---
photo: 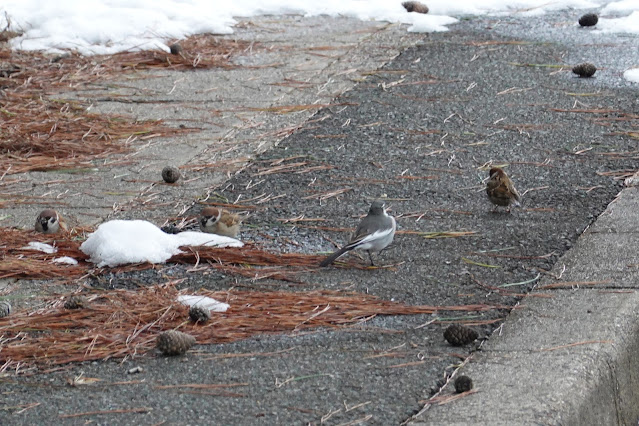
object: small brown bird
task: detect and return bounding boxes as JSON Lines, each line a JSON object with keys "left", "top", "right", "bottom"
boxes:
{"left": 402, "top": 1, "right": 429, "bottom": 14}
{"left": 486, "top": 167, "right": 521, "bottom": 212}
{"left": 34, "top": 209, "right": 66, "bottom": 234}
{"left": 199, "top": 207, "right": 243, "bottom": 238}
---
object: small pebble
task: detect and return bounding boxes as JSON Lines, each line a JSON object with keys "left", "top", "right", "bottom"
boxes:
{"left": 127, "top": 366, "right": 144, "bottom": 374}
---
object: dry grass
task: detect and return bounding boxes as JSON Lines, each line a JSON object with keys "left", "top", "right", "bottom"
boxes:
{"left": 0, "top": 228, "right": 363, "bottom": 281}
{"left": 0, "top": 283, "right": 504, "bottom": 369}
{"left": 0, "top": 228, "right": 89, "bottom": 279}
{"left": 0, "top": 36, "right": 252, "bottom": 174}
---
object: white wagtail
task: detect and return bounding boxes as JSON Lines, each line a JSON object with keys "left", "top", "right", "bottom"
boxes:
{"left": 320, "top": 200, "right": 396, "bottom": 267}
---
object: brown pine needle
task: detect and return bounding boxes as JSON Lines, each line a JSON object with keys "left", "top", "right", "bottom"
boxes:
{"left": 461, "top": 257, "right": 501, "bottom": 268}
{"left": 387, "top": 360, "right": 428, "bottom": 369}
{"left": 301, "top": 187, "right": 352, "bottom": 201}
{"left": 550, "top": 108, "right": 619, "bottom": 113}
{"left": 422, "top": 231, "right": 478, "bottom": 239}
{"left": 0, "top": 284, "right": 506, "bottom": 368}
{"left": 155, "top": 383, "right": 248, "bottom": 389}
{"left": 539, "top": 340, "right": 613, "bottom": 352}
{"left": 421, "top": 389, "right": 479, "bottom": 405}
{"left": 538, "top": 280, "right": 611, "bottom": 289}
{"left": 59, "top": 407, "right": 151, "bottom": 418}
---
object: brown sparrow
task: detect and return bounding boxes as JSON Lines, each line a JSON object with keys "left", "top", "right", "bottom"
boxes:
{"left": 199, "top": 207, "right": 243, "bottom": 238}
{"left": 35, "top": 209, "right": 66, "bottom": 234}
{"left": 486, "top": 167, "right": 521, "bottom": 212}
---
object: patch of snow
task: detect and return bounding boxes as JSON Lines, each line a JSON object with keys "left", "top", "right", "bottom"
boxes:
{"left": 80, "top": 220, "right": 242, "bottom": 267}
{"left": 52, "top": 256, "right": 79, "bottom": 265}
{"left": 623, "top": 68, "right": 639, "bottom": 83}
{"left": 1, "top": 1, "right": 633, "bottom": 55}
{"left": 22, "top": 242, "right": 57, "bottom": 254}
{"left": 177, "top": 295, "right": 230, "bottom": 312}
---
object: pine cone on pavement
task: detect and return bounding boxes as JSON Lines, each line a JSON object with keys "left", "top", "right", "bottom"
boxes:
{"left": 443, "top": 324, "right": 478, "bottom": 346}
{"left": 454, "top": 375, "right": 473, "bottom": 393}
{"left": 156, "top": 330, "right": 196, "bottom": 356}
{"left": 189, "top": 305, "right": 211, "bottom": 323}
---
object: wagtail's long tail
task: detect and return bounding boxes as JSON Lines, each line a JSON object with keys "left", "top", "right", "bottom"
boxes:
{"left": 319, "top": 245, "right": 354, "bottom": 267}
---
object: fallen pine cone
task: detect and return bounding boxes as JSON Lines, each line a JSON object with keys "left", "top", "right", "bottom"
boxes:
{"left": 572, "top": 63, "right": 597, "bottom": 78}
{"left": 169, "top": 43, "right": 183, "bottom": 55}
{"left": 162, "top": 166, "right": 181, "bottom": 184}
{"left": 64, "top": 295, "right": 86, "bottom": 310}
{"left": 578, "top": 13, "right": 598, "bottom": 27}
{"left": 161, "top": 224, "right": 182, "bottom": 234}
{"left": 443, "top": 324, "right": 478, "bottom": 346}
{"left": 0, "top": 300, "right": 11, "bottom": 318}
{"left": 156, "top": 330, "right": 196, "bottom": 356}
{"left": 189, "top": 305, "right": 211, "bottom": 323}
{"left": 454, "top": 375, "right": 473, "bottom": 393}
{"left": 402, "top": 1, "right": 429, "bottom": 14}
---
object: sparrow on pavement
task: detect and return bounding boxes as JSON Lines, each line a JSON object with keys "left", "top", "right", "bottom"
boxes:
{"left": 486, "top": 167, "right": 521, "bottom": 212}
{"left": 199, "top": 207, "right": 243, "bottom": 238}
{"left": 320, "top": 200, "right": 396, "bottom": 267}
{"left": 35, "top": 209, "right": 65, "bottom": 234}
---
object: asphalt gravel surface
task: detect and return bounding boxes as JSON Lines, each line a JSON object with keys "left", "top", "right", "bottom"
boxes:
{"left": 2, "top": 9, "right": 638, "bottom": 426}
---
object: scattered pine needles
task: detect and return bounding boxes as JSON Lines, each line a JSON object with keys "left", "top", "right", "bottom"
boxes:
{"left": 0, "top": 228, "right": 88, "bottom": 279}
{"left": 0, "top": 283, "right": 505, "bottom": 369}
{"left": 0, "top": 36, "right": 252, "bottom": 174}
{"left": 0, "top": 228, "right": 361, "bottom": 281}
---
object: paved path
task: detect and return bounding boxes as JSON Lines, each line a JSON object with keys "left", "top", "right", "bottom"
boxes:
{"left": 2, "top": 9, "right": 639, "bottom": 425}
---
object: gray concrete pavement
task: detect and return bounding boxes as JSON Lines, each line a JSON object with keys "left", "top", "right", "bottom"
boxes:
{"left": 2, "top": 9, "right": 639, "bottom": 426}
{"left": 1, "top": 15, "right": 421, "bottom": 229}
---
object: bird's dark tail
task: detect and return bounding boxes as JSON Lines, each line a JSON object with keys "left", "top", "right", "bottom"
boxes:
{"left": 319, "top": 246, "right": 353, "bottom": 267}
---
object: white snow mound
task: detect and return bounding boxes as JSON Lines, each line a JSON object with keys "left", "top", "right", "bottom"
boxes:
{"left": 80, "top": 220, "right": 243, "bottom": 267}
{"left": 52, "top": 256, "right": 79, "bottom": 265}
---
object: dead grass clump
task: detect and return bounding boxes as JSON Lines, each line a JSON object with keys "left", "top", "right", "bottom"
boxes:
{"left": 0, "top": 228, "right": 89, "bottom": 279}
{"left": 0, "top": 35, "right": 252, "bottom": 174}
{"left": 0, "top": 228, "right": 354, "bottom": 281}
{"left": 0, "top": 284, "right": 503, "bottom": 369}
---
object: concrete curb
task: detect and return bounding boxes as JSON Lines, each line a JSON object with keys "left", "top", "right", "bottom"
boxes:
{"left": 417, "top": 186, "right": 639, "bottom": 425}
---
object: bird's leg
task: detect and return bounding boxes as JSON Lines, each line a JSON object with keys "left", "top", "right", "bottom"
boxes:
{"left": 368, "top": 251, "right": 375, "bottom": 266}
